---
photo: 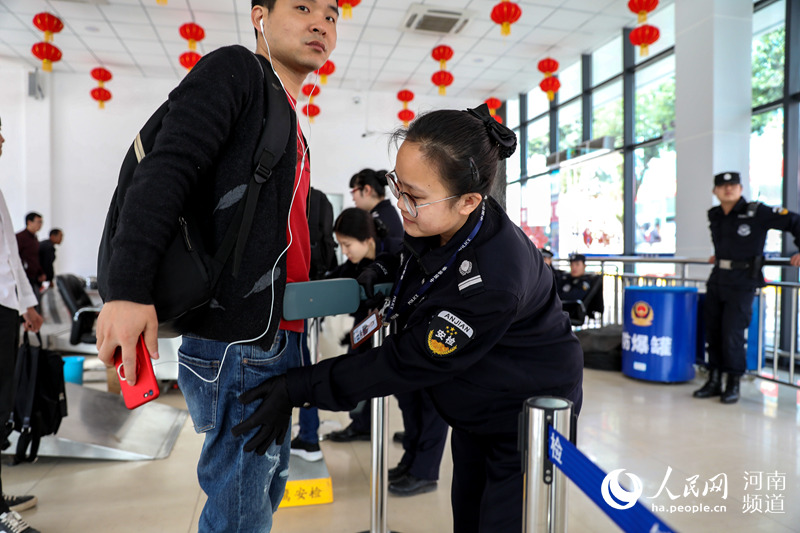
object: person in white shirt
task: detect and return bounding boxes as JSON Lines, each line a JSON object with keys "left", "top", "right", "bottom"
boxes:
{"left": 0, "top": 116, "right": 44, "bottom": 533}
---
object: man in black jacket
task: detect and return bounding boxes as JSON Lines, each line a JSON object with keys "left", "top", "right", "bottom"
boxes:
{"left": 38, "top": 228, "right": 62, "bottom": 286}
{"left": 694, "top": 171, "right": 800, "bottom": 404}
{"left": 95, "top": 1, "right": 338, "bottom": 531}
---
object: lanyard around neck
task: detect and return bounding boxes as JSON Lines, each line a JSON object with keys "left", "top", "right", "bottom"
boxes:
{"left": 385, "top": 202, "right": 485, "bottom": 322}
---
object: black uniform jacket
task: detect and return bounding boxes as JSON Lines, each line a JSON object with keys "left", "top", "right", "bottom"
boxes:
{"left": 558, "top": 274, "right": 594, "bottom": 301}
{"left": 708, "top": 198, "right": 800, "bottom": 288}
{"left": 371, "top": 199, "right": 404, "bottom": 241}
{"left": 287, "top": 197, "right": 584, "bottom": 434}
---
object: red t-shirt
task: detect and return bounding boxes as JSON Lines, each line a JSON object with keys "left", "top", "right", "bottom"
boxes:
{"left": 279, "top": 94, "right": 311, "bottom": 332}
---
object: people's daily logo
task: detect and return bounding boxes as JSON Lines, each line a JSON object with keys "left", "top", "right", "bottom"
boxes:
{"left": 601, "top": 469, "right": 644, "bottom": 510}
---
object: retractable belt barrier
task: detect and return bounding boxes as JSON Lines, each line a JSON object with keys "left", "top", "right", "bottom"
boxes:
{"left": 282, "top": 280, "right": 397, "bottom": 532}
{"left": 522, "top": 397, "right": 675, "bottom": 533}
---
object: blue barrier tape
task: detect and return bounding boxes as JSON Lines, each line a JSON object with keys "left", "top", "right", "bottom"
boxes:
{"left": 547, "top": 426, "right": 676, "bottom": 533}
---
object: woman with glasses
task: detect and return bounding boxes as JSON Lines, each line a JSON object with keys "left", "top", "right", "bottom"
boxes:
{"left": 349, "top": 168, "right": 404, "bottom": 240}
{"left": 233, "top": 104, "right": 584, "bottom": 532}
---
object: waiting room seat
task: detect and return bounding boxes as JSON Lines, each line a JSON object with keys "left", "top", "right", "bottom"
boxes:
{"left": 56, "top": 274, "right": 102, "bottom": 345}
{"left": 561, "top": 274, "right": 604, "bottom": 327}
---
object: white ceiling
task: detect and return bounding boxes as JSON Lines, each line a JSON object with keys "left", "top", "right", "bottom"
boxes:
{"left": 0, "top": 0, "right": 670, "bottom": 101}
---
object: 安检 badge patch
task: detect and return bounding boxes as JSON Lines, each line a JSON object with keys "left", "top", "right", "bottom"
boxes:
{"left": 738, "top": 224, "right": 751, "bottom": 237}
{"left": 426, "top": 310, "right": 474, "bottom": 357}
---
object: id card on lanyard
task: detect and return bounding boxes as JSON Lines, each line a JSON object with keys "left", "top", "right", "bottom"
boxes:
{"left": 384, "top": 202, "right": 485, "bottom": 322}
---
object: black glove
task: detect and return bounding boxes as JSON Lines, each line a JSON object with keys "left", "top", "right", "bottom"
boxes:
{"left": 231, "top": 375, "right": 292, "bottom": 455}
{"left": 357, "top": 262, "right": 391, "bottom": 310}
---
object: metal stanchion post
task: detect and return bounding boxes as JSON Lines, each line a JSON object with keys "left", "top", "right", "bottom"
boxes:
{"left": 522, "top": 397, "right": 573, "bottom": 533}
{"left": 369, "top": 326, "right": 389, "bottom": 533}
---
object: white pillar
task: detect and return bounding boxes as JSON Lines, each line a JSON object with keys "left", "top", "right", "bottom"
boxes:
{"left": 674, "top": 0, "right": 753, "bottom": 260}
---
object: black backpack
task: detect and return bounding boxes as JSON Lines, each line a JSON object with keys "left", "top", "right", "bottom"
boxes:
{"left": 308, "top": 187, "right": 338, "bottom": 280}
{"left": 11, "top": 333, "right": 68, "bottom": 464}
{"left": 97, "top": 53, "right": 291, "bottom": 336}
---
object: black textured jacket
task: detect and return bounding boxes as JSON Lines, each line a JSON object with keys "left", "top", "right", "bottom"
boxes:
{"left": 287, "top": 197, "right": 584, "bottom": 434}
{"left": 104, "top": 45, "right": 297, "bottom": 347}
{"left": 708, "top": 197, "right": 800, "bottom": 288}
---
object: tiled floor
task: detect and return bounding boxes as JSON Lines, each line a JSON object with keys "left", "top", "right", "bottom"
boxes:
{"left": 3, "top": 318, "right": 800, "bottom": 532}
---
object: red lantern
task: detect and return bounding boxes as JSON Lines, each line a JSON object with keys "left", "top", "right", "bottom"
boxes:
{"left": 398, "top": 109, "right": 415, "bottom": 128}
{"left": 180, "top": 23, "right": 205, "bottom": 51}
{"left": 315, "top": 60, "right": 335, "bottom": 84}
{"left": 91, "top": 67, "right": 112, "bottom": 87}
{"left": 490, "top": 1, "right": 522, "bottom": 37}
{"left": 91, "top": 87, "right": 112, "bottom": 109}
{"left": 31, "top": 42, "right": 61, "bottom": 72}
{"left": 338, "top": 0, "right": 361, "bottom": 19}
{"left": 431, "top": 71, "right": 454, "bottom": 96}
{"left": 302, "top": 103, "right": 320, "bottom": 123}
{"left": 629, "top": 24, "right": 660, "bottom": 57}
{"left": 431, "top": 45, "right": 454, "bottom": 70}
{"left": 33, "top": 13, "right": 63, "bottom": 42}
{"left": 180, "top": 51, "right": 202, "bottom": 70}
{"left": 539, "top": 76, "right": 561, "bottom": 101}
{"left": 397, "top": 89, "right": 414, "bottom": 110}
{"left": 485, "top": 97, "right": 502, "bottom": 116}
{"left": 493, "top": 115, "right": 503, "bottom": 124}
{"left": 628, "top": 0, "right": 659, "bottom": 24}
{"left": 302, "top": 83, "right": 320, "bottom": 103}
{"left": 537, "top": 58, "right": 559, "bottom": 76}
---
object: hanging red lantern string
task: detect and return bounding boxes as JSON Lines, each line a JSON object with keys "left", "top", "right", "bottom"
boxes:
{"left": 91, "top": 67, "right": 112, "bottom": 88}
{"left": 628, "top": 0, "right": 659, "bottom": 24}
{"left": 302, "top": 103, "right": 320, "bottom": 123}
{"left": 33, "top": 12, "right": 63, "bottom": 43}
{"left": 431, "top": 45, "right": 454, "bottom": 71}
{"left": 431, "top": 71, "right": 454, "bottom": 96}
{"left": 397, "top": 89, "right": 414, "bottom": 110}
{"left": 484, "top": 97, "right": 502, "bottom": 117}
{"left": 537, "top": 58, "right": 559, "bottom": 77}
{"left": 180, "top": 51, "right": 202, "bottom": 70}
{"left": 398, "top": 109, "right": 415, "bottom": 128}
{"left": 337, "top": 0, "right": 361, "bottom": 19}
{"left": 490, "top": 1, "right": 522, "bottom": 37}
{"left": 315, "top": 60, "right": 335, "bottom": 84}
{"left": 302, "top": 83, "right": 321, "bottom": 104}
{"left": 91, "top": 87, "right": 112, "bottom": 110}
{"left": 180, "top": 23, "right": 205, "bottom": 51}
{"left": 31, "top": 42, "right": 62, "bottom": 72}
{"left": 539, "top": 76, "right": 561, "bottom": 101}
{"left": 629, "top": 24, "right": 660, "bottom": 57}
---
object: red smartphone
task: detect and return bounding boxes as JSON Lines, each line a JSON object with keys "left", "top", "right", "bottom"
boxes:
{"left": 113, "top": 335, "right": 160, "bottom": 409}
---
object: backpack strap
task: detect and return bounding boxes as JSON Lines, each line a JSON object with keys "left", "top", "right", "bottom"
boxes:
{"left": 213, "top": 53, "right": 292, "bottom": 278}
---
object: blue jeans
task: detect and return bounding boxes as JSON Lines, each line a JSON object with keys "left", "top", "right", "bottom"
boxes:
{"left": 297, "top": 324, "right": 319, "bottom": 443}
{"left": 178, "top": 330, "right": 302, "bottom": 533}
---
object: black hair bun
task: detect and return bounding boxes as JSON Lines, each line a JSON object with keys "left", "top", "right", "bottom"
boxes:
{"left": 375, "top": 170, "right": 389, "bottom": 187}
{"left": 466, "top": 103, "right": 517, "bottom": 160}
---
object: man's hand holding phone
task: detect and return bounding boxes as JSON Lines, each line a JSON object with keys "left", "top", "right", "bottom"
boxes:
{"left": 96, "top": 300, "right": 159, "bottom": 386}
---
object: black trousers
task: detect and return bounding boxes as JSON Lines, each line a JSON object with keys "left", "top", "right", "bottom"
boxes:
{"left": 0, "top": 305, "right": 21, "bottom": 513}
{"left": 451, "top": 429, "right": 521, "bottom": 533}
{"left": 705, "top": 284, "right": 755, "bottom": 376}
{"left": 395, "top": 389, "right": 449, "bottom": 480}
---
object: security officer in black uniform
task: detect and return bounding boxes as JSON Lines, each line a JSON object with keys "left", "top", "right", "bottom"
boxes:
{"left": 232, "top": 104, "right": 584, "bottom": 532}
{"left": 694, "top": 171, "right": 800, "bottom": 404}
{"left": 557, "top": 253, "right": 593, "bottom": 302}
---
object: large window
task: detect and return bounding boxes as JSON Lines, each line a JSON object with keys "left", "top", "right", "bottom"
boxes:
{"left": 634, "top": 142, "right": 676, "bottom": 254}
{"left": 526, "top": 85, "right": 549, "bottom": 120}
{"left": 505, "top": 98, "right": 520, "bottom": 130}
{"left": 526, "top": 117, "right": 549, "bottom": 177}
{"left": 752, "top": 0, "right": 785, "bottom": 108}
{"left": 635, "top": 3, "right": 675, "bottom": 64}
{"left": 553, "top": 152, "right": 624, "bottom": 256}
{"left": 592, "top": 80, "right": 623, "bottom": 148}
{"left": 558, "top": 100, "right": 582, "bottom": 151}
{"left": 558, "top": 61, "right": 582, "bottom": 102}
{"left": 635, "top": 56, "right": 675, "bottom": 143}
{"left": 750, "top": 108, "right": 784, "bottom": 253}
{"left": 592, "top": 36, "right": 622, "bottom": 86}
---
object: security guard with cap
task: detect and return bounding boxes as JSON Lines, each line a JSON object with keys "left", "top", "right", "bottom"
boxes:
{"left": 557, "top": 253, "right": 594, "bottom": 302}
{"left": 695, "top": 171, "right": 800, "bottom": 404}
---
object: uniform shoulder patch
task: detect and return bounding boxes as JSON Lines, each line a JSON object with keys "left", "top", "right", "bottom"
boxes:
{"left": 773, "top": 206, "right": 789, "bottom": 215}
{"left": 426, "top": 310, "right": 474, "bottom": 357}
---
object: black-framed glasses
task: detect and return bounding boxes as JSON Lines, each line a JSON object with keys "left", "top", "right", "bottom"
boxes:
{"left": 385, "top": 170, "right": 459, "bottom": 218}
